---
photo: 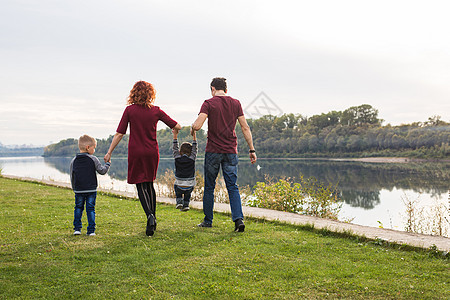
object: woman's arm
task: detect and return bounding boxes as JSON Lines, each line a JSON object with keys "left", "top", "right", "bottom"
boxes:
{"left": 104, "top": 132, "right": 124, "bottom": 162}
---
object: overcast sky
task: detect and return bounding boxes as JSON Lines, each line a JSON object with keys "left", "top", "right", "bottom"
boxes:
{"left": 1, "top": 0, "right": 449, "bottom": 146}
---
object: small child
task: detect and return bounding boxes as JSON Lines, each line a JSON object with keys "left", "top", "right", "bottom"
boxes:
{"left": 70, "top": 134, "right": 111, "bottom": 236}
{"left": 172, "top": 130, "right": 197, "bottom": 211}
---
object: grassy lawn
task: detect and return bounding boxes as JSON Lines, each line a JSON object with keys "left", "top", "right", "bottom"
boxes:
{"left": 0, "top": 176, "right": 448, "bottom": 299}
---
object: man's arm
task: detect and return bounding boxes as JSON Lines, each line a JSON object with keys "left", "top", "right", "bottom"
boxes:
{"left": 191, "top": 113, "right": 207, "bottom": 135}
{"left": 238, "top": 115, "right": 257, "bottom": 164}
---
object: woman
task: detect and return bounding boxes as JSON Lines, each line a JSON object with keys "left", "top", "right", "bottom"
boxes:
{"left": 104, "top": 81, "right": 181, "bottom": 236}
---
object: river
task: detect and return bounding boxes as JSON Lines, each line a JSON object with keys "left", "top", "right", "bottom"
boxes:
{"left": 1, "top": 156, "right": 448, "bottom": 234}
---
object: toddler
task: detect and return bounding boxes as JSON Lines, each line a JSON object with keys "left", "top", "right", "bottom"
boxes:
{"left": 172, "top": 130, "right": 197, "bottom": 211}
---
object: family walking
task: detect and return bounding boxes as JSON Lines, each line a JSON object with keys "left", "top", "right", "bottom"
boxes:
{"left": 71, "top": 78, "right": 257, "bottom": 237}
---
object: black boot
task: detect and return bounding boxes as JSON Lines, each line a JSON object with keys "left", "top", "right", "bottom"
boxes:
{"left": 146, "top": 214, "right": 156, "bottom": 236}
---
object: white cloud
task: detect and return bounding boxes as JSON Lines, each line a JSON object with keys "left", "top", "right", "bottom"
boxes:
{"left": 1, "top": 0, "right": 449, "bottom": 145}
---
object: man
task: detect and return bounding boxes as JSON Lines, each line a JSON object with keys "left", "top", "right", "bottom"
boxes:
{"left": 191, "top": 77, "right": 257, "bottom": 232}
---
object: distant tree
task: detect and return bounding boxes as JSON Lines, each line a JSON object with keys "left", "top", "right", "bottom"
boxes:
{"left": 341, "top": 104, "right": 382, "bottom": 126}
{"left": 308, "top": 111, "right": 341, "bottom": 130}
{"left": 285, "top": 113, "right": 303, "bottom": 128}
{"left": 425, "top": 115, "right": 447, "bottom": 126}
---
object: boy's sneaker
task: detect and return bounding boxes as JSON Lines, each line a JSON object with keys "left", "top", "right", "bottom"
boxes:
{"left": 176, "top": 203, "right": 183, "bottom": 209}
{"left": 234, "top": 219, "right": 245, "bottom": 232}
{"left": 73, "top": 230, "right": 81, "bottom": 235}
{"left": 146, "top": 214, "right": 156, "bottom": 236}
{"left": 86, "top": 232, "right": 96, "bottom": 236}
{"left": 181, "top": 206, "right": 190, "bottom": 211}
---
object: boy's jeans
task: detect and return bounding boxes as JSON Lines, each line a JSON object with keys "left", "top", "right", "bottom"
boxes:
{"left": 174, "top": 185, "right": 194, "bottom": 207}
{"left": 202, "top": 152, "right": 243, "bottom": 224}
{"left": 73, "top": 192, "right": 97, "bottom": 233}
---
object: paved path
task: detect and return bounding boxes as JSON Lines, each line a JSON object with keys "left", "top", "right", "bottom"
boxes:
{"left": 4, "top": 175, "right": 449, "bottom": 252}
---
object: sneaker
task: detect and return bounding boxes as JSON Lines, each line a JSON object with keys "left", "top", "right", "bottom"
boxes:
{"left": 73, "top": 230, "right": 81, "bottom": 235}
{"left": 176, "top": 203, "right": 183, "bottom": 209}
{"left": 146, "top": 214, "right": 156, "bottom": 236}
{"left": 181, "top": 206, "right": 190, "bottom": 211}
{"left": 234, "top": 219, "right": 245, "bottom": 232}
{"left": 86, "top": 232, "right": 96, "bottom": 236}
{"left": 197, "top": 221, "right": 212, "bottom": 228}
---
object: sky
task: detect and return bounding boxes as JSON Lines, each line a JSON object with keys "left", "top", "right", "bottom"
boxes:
{"left": 1, "top": 0, "right": 450, "bottom": 146}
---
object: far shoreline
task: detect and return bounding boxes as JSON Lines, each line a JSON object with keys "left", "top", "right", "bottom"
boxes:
{"left": 239, "top": 157, "right": 450, "bottom": 164}
{"left": 2, "top": 155, "right": 449, "bottom": 164}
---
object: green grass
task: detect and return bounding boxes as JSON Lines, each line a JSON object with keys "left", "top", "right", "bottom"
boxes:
{"left": 0, "top": 177, "right": 449, "bottom": 299}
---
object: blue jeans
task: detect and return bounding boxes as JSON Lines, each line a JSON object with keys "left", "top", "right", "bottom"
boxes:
{"left": 203, "top": 152, "right": 243, "bottom": 224}
{"left": 174, "top": 185, "right": 194, "bottom": 207}
{"left": 73, "top": 192, "right": 97, "bottom": 233}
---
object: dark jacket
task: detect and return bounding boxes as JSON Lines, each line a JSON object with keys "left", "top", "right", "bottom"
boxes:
{"left": 70, "top": 153, "right": 110, "bottom": 193}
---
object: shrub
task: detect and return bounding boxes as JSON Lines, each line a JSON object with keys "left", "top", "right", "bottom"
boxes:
{"left": 402, "top": 192, "right": 449, "bottom": 237}
{"left": 249, "top": 176, "right": 342, "bottom": 220}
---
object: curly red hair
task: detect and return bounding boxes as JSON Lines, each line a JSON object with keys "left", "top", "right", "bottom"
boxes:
{"left": 127, "top": 81, "right": 156, "bottom": 108}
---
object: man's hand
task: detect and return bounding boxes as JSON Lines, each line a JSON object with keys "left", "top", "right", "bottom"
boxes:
{"left": 249, "top": 152, "right": 257, "bottom": 164}
{"left": 104, "top": 153, "right": 111, "bottom": 163}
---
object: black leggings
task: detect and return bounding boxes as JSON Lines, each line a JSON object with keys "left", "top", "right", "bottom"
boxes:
{"left": 136, "top": 182, "right": 156, "bottom": 218}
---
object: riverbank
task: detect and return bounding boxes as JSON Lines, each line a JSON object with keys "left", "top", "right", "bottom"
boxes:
{"left": 1, "top": 176, "right": 448, "bottom": 299}
{"left": 40, "top": 154, "right": 450, "bottom": 164}
{"left": 3, "top": 174, "right": 449, "bottom": 252}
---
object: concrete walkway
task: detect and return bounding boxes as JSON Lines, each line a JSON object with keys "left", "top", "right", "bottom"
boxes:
{"left": 4, "top": 175, "right": 449, "bottom": 252}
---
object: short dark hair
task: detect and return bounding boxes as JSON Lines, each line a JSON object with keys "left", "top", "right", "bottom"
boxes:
{"left": 210, "top": 77, "right": 227, "bottom": 92}
{"left": 180, "top": 142, "right": 192, "bottom": 156}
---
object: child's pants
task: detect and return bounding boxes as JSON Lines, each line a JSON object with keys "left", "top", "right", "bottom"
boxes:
{"left": 73, "top": 192, "right": 97, "bottom": 234}
{"left": 174, "top": 184, "right": 194, "bottom": 207}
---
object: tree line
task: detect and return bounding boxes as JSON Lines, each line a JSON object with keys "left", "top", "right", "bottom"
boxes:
{"left": 43, "top": 104, "right": 450, "bottom": 159}
{"left": 0, "top": 143, "right": 44, "bottom": 157}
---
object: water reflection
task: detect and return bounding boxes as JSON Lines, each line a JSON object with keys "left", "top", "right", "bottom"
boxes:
{"left": 42, "top": 157, "right": 450, "bottom": 210}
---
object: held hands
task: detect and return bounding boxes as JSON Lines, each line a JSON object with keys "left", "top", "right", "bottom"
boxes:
{"left": 172, "top": 128, "right": 179, "bottom": 139}
{"left": 104, "top": 153, "right": 111, "bottom": 163}
{"left": 192, "top": 130, "right": 196, "bottom": 140}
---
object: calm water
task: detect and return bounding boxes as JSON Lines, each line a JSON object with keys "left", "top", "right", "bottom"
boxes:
{"left": 1, "top": 156, "right": 448, "bottom": 232}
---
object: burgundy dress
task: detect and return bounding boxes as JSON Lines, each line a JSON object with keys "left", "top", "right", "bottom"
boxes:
{"left": 116, "top": 104, "right": 178, "bottom": 184}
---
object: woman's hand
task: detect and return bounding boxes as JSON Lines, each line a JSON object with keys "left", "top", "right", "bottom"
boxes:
{"left": 104, "top": 132, "right": 124, "bottom": 163}
{"left": 172, "top": 128, "right": 178, "bottom": 139}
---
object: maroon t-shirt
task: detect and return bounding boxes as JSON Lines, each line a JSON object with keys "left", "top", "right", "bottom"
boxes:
{"left": 117, "top": 104, "right": 177, "bottom": 184}
{"left": 200, "top": 96, "right": 244, "bottom": 154}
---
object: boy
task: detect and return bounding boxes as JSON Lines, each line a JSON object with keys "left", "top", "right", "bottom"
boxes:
{"left": 70, "top": 134, "right": 111, "bottom": 236}
{"left": 172, "top": 130, "right": 197, "bottom": 211}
